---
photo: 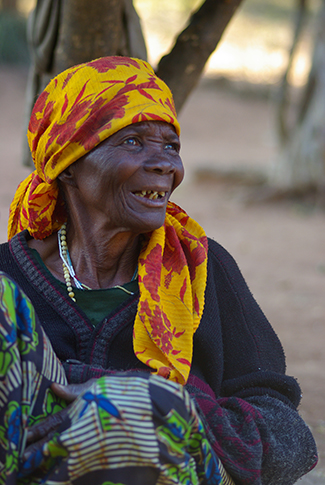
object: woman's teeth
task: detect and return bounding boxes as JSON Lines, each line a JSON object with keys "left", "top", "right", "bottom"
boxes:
{"left": 135, "top": 190, "right": 166, "bottom": 200}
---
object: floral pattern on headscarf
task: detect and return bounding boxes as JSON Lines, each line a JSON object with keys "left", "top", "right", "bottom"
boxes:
{"left": 135, "top": 202, "right": 208, "bottom": 383}
{"left": 8, "top": 56, "right": 180, "bottom": 240}
{"left": 7, "top": 56, "right": 207, "bottom": 384}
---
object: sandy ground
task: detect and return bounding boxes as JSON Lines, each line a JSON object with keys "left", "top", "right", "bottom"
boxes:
{"left": 0, "top": 66, "right": 324, "bottom": 483}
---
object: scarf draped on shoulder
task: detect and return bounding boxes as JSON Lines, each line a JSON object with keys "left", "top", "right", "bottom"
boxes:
{"left": 8, "top": 56, "right": 208, "bottom": 384}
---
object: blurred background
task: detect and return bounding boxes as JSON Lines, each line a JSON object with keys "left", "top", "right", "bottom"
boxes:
{"left": 0, "top": 1, "right": 324, "bottom": 482}
{"left": 0, "top": 0, "right": 317, "bottom": 82}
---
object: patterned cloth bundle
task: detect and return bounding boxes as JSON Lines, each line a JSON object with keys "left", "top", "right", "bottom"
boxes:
{"left": 0, "top": 271, "right": 235, "bottom": 484}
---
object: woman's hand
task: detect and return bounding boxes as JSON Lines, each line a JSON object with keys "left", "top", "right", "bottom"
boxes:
{"left": 23, "top": 379, "right": 96, "bottom": 461}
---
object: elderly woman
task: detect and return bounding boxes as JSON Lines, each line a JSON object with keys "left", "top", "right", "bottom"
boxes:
{"left": 0, "top": 57, "right": 317, "bottom": 484}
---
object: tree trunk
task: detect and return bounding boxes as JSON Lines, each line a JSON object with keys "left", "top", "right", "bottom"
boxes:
{"left": 156, "top": 0, "right": 243, "bottom": 112}
{"left": 271, "top": 0, "right": 325, "bottom": 196}
{"left": 53, "top": 0, "right": 125, "bottom": 73}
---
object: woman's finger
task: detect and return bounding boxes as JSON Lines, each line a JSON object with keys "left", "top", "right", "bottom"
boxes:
{"left": 26, "top": 379, "right": 97, "bottom": 445}
{"left": 51, "top": 379, "right": 97, "bottom": 402}
{"left": 26, "top": 406, "right": 69, "bottom": 444}
{"left": 23, "top": 428, "right": 58, "bottom": 462}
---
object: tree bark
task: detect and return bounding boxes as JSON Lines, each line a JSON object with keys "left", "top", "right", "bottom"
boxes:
{"left": 156, "top": 0, "right": 243, "bottom": 112}
{"left": 53, "top": 0, "right": 125, "bottom": 73}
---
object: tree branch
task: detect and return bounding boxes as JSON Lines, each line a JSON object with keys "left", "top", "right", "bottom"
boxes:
{"left": 156, "top": 0, "right": 243, "bottom": 112}
{"left": 276, "top": 0, "right": 307, "bottom": 144}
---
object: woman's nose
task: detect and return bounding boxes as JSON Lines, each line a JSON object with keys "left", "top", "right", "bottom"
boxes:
{"left": 143, "top": 149, "right": 178, "bottom": 175}
{"left": 144, "top": 151, "right": 184, "bottom": 190}
{"left": 145, "top": 160, "right": 176, "bottom": 174}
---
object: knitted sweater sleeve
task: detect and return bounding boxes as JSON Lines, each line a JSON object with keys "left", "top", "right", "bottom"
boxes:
{"left": 186, "top": 239, "right": 318, "bottom": 484}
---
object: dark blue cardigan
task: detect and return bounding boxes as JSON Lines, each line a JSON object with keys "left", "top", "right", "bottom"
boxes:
{"left": 0, "top": 231, "right": 317, "bottom": 484}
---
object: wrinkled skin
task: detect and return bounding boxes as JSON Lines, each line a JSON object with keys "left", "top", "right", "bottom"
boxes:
{"left": 62, "top": 120, "right": 184, "bottom": 235}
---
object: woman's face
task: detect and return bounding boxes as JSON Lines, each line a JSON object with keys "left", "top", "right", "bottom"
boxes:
{"left": 63, "top": 121, "right": 184, "bottom": 234}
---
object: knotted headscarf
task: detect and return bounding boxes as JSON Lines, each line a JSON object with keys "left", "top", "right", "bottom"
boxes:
{"left": 8, "top": 56, "right": 208, "bottom": 384}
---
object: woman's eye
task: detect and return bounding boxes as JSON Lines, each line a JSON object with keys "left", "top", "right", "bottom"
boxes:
{"left": 164, "top": 142, "right": 180, "bottom": 152}
{"left": 123, "top": 137, "right": 139, "bottom": 146}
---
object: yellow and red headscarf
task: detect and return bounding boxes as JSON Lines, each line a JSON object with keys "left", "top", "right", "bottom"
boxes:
{"left": 8, "top": 56, "right": 208, "bottom": 384}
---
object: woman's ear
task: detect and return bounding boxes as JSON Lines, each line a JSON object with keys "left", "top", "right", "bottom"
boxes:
{"left": 57, "top": 165, "right": 77, "bottom": 187}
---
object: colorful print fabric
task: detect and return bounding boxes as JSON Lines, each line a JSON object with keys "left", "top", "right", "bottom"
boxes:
{"left": 135, "top": 202, "right": 207, "bottom": 384}
{"left": 7, "top": 56, "right": 208, "bottom": 384}
{"left": 0, "top": 272, "right": 235, "bottom": 485}
{"left": 0, "top": 272, "right": 68, "bottom": 484}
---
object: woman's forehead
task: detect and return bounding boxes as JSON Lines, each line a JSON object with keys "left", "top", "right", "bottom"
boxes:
{"left": 115, "top": 120, "right": 179, "bottom": 137}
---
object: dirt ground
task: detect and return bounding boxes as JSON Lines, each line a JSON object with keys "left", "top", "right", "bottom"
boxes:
{"left": 1, "top": 67, "right": 324, "bottom": 483}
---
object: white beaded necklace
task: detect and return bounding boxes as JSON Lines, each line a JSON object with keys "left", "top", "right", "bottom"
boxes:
{"left": 58, "top": 223, "right": 137, "bottom": 302}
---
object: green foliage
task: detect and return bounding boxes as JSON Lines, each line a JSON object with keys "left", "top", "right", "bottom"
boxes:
{"left": 0, "top": 10, "right": 30, "bottom": 64}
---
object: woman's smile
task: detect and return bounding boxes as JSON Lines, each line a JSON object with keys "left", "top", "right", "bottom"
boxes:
{"left": 132, "top": 189, "right": 167, "bottom": 200}
{"left": 131, "top": 185, "right": 170, "bottom": 209}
